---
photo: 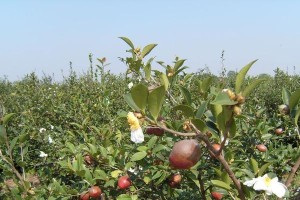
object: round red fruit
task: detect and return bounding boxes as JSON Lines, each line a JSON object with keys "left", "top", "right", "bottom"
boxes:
{"left": 211, "top": 191, "right": 223, "bottom": 200}
{"left": 275, "top": 128, "right": 284, "bottom": 135}
{"left": 89, "top": 186, "right": 102, "bottom": 198}
{"left": 118, "top": 175, "right": 131, "bottom": 190}
{"left": 80, "top": 191, "right": 90, "bottom": 200}
{"left": 209, "top": 143, "right": 221, "bottom": 158}
{"left": 256, "top": 144, "right": 267, "bottom": 152}
{"left": 170, "top": 174, "right": 182, "bottom": 184}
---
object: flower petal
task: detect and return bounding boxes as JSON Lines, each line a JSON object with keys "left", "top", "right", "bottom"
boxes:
{"left": 253, "top": 178, "right": 268, "bottom": 191}
{"left": 244, "top": 178, "right": 258, "bottom": 187}
{"left": 271, "top": 182, "right": 287, "bottom": 198}
{"left": 131, "top": 128, "right": 144, "bottom": 143}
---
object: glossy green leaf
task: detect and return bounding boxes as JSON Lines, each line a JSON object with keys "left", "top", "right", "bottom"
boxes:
{"left": 242, "top": 79, "right": 265, "bottom": 97}
{"left": 141, "top": 44, "right": 157, "bottom": 58}
{"left": 2, "top": 113, "right": 16, "bottom": 125}
{"left": 289, "top": 88, "right": 300, "bottom": 111}
{"left": 211, "top": 92, "right": 237, "bottom": 105}
{"left": 131, "top": 84, "right": 148, "bottom": 112}
{"left": 144, "top": 61, "right": 152, "bottom": 81}
{"left": 147, "top": 136, "right": 158, "bottom": 149}
{"left": 179, "top": 85, "right": 192, "bottom": 105}
{"left": 131, "top": 151, "right": 147, "bottom": 161}
{"left": 235, "top": 59, "right": 258, "bottom": 93}
{"left": 124, "top": 93, "right": 140, "bottom": 112}
{"left": 282, "top": 88, "right": 291, "bottom": 105}
{"left": 250, "top": 158, "right": 259, "bottom": 175}
{"left": 211, "top": 180, "right": 231, "bottom": 190}
{"left": 148, "top": 86, "right": 165, "bottom": 120}
{"left": 116, "top": 194, "right": 132, "bottom": 200}
{"left": 199, "top": 77, "right": 212, "bottom": 93}
{"left": 173, "top": 105, "right": 194, "bottom": 118}
{"left": 119, "top": 37, "right": 134, "bottom": 49}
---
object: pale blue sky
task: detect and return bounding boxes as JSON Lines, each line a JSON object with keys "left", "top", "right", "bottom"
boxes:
{"left": 1, "top": 1, "right": 300, "bottom": 81}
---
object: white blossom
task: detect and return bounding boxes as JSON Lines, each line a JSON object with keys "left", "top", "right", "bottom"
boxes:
{"left": 128, "top": 82, "right": 133, "bottom": 89}
{"left": 130, "top": 128, "right": 144, "bottom": 143}
{"left": 244, "top": 174, "right": 287, "bottom": 198}
{"left": 48, "top": 135, "right": 53, "bottom": 144}
{"left": 50, "top": 125, "right": 54, "bottom": 130}
{"left": 39, "top": 128, "right": 46, "bottom": 133}
{"left": 39, "top": 151, "right": 48, "bottom": 158}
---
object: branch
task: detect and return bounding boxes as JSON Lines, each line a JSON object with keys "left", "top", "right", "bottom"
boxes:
{"left": 285, "top": 154, "right": 300, "bottom": 188}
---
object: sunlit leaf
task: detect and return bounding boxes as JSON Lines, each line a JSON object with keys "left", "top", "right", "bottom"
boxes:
{"left": 250, "top": 158, "right": 259, "bottom": 175}
{"left": 179, "top": 85, "right": 192, "bottom": 105}
{"left": 289, "top": 88, "right": 300, "bottom": 111}
{"left": 141, "top": 44, "right": 157, "bottom": 58}
{"left": 211, "top": 92, "right": 237, "bottom": 105}
{"left": 211, "top": 180, "right": 231, "bottom": 190}
{"left": 235, "top": 59, "right": 258, "bottom": 93}
{"left": 124, "top": 93, "right": 140, "bottom": 112}
{"left": 131, "top": 84, "right": 148, "bottom": 112}
{"left": 242, "top": 79, "right": 265, "bottom": 97}
{"left": 148, "top": 86, "right": 165, "bottom": 120}
{"left": 119, "top": 37, "right": 134, "bottom": 49}
{"left": 131, "top": 151, "right": 147, "bottom": 161}
{"left": 282, "top": 88, "right": 291, "bottom": 105}
{"left": 2, "top": 113, "right": 16, "bottom": 125}
{"left": 173, "top": 105, "right": 194, "bottom": 118}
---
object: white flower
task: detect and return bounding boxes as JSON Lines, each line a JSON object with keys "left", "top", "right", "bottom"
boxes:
{"left": 244, "top": 174, "right": 287, "bottom": 198}
{"left": 39, "top": 128, "right": 46, "bottom": 133}
{"left": 130, "top": 128, "right": 144, "bottom": 143}
{"left": 127, "top": 112, "right": 144, "bottom": 143}
{"left": 128, "top": 167, "right": 138, "bottom": 175}
{"left": 50, "top": 125, "right": 54, "bottom": 130}
{"left": 48, "top": 135, "right": 53, "bottom": 144}
{"left": 39, "top": 151, "right": 48, "bottom": 158}
{"left": 128, "top": 82, "right": 133, "bottom": 89}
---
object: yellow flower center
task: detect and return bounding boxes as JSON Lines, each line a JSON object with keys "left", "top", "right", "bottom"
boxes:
{"left": 263, "top": 176, "right": 271, "bottom": 186}
{"left": 127, "top": 112, "right": 140, "bottom": 130}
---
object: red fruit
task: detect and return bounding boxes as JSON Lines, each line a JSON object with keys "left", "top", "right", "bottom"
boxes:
{"left": 168, "top": 180, "right": 178, "bottom": 188}
{"left": 256, "top": 144, "right": 267, "bottom": 152}
{"left": 146, "top": 126, "right": 164, "bottom": 136}
{"left": 84, "top": 155, "right": 94, "bottom": 165}
{"left": 80, "top": 191, "right": 90, "bottom": 200}
{"left": 210, "top": 144, "right": 221, "bottom": 158}
{"left": 275, "top": 128, "right": 284, "bottom": 135}
{"left": 211, "top": 191, "right": 223, "bottom": 200}
{"left": 170, "top": 174, "right": 182, "bottom": 184}
{"left": 169, "top": 139, "right": 201, "bottom": 169}
{"left": 118, "top": 175, "right": 131, "bottom": 190}
{"left": 89, "top": 186, "right": 102, "bottom": 198}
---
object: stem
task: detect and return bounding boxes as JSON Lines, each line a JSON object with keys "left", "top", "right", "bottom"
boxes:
{"left": 285, "top": 154, "right": 300, "bottom": 188}
{"left": 20, "top": 145, "right": 26, "bottom": 180}
{"left": 198, "top": 169, "right": 207, "bottom": 200}
{"left": 0, "top": 150, "right": 24, "bottom": 184}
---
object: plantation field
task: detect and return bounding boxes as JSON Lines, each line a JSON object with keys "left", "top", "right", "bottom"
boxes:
{"left": 0, "top": 38, "right": 300, "bottom": 199}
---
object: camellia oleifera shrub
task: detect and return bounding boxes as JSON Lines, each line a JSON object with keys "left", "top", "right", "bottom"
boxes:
{"left": 0, "top": 37, "right": 299, "bottom": 200}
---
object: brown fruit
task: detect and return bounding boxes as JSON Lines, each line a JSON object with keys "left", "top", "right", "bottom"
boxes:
{"left": 146, "top": 126, "right": 164, "bottom": 136}
{"left": 170, "top": 174, "right": 182, "bottom": 184}
{"left": 279, "top": 104, "right": 290, "bottom": 115}
{"left": 169, "top": 139, "right": 201, "bottom": 169}
{"left": 210, "top": 144, "right": 221, "bottom": 158}
{"left": 168, "top": 180, "right": 178, "bottom": 188}
{"left": 275, "top": 128, "right": 284, "bottom": 135}
{"left": 84, "top": 155, "right": 94, "bottom": 165}
{"left": 236, "top": 94, "right": 245, "bottom": 104}
{"left": 256, "top": 144, "right": 267, "bottom": 152}
{"left": 118, "top": 175, "right": 131, "bottom": 190}
{"left": 89, "top": 186, "right": 102, "bottom": 198}
{"left": 211, "top": 191, "right": 223, "bottom": 200}
{"left": 80, "top": 191, "right": 90, "bottom": 200}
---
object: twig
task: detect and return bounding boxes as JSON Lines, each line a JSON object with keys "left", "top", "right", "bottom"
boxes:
{"left": 285, "top": 154, "right": 300, "bottom": 188}
{"left": 198, "top": 169, "right": 207, "bottom": 200}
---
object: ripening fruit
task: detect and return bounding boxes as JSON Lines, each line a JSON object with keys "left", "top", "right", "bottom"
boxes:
{"left": 236, "top": 94, "right": 245, "bottom": 104}
{"left": 211, "top": 191, "right": 223, "bottom": 200}
{"left": 256, "top": 144, "right": 267, "bottom": 152}
{"left": 84, "top": 154, "right": 94, "bottom": 166}
{"left": 275, "top": 128, "right": 284, "bottom": 135}
{"left": 279, "top": 104, "right": 290, "bottom": 115}
{"left": 146, "top": 126, "right": 164, "bottom": 136}
{"left": 118, "top": 175, "right": 131, "bottom": 190}
{"left": 233, "top": 105, "right": 242, "bottom": 115}
{"left": 169, "top": 139, "right": 201, "bottom": 169}
{"left": 89, "top": 186, "right": 102, "bottom": 198}
{"left": 210, "top": 144, "right": 221, "bottom": 158}
{"left": 168, "top": 180, "right": 179, "bottom": 188}
{"left": 80, "top": 191, "right": 90, "bottom": 200}
{"left": 170, "top": 174, "right": 182, "bottom": 184}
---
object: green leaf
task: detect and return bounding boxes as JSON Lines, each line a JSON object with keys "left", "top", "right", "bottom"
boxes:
{"left": 152, "top": 144, "right": 166, "bottom": 154}
{"left": 117, "top": 194, "right": 132, "bottom": 200}
{"left": 258, "top": 162, "right": 273, "bottom": 177}
{"left": 211, "top": 92, "right": 237, "bottom": 105}
{"left": 289, "top": 88, "right": 300, "bottom": 111}
{"left": 131, "top": 84, "right": 149, "bottom": 112}
{"left": 211, "top": 180, "right": 231, "bottom": 190}
{"left": 174, "top": 59, "right": 186, "bottom": 71}
{"left": 196, "top": 101, "right": 208, "bottom": 118}
{"left": 282, "top": 88, "right": 291, "bottom": 105}
{"left": 94, "top": 169, "right": 108, "bottom": 180}
{"left": 179, "top": 85, "right": 192, "bottom": 105}
{"left": 144, "top": 61, "right": 152, "bottom": 81}
{"left": 9, "top": 136, "right": 19, "bottom": 153}
{"left": 131, "top": 151, "right": 147, "bottom": 161}
{"left": 235, "top": 59, "right": 258, "bottom": 93}
{"left": 124, "top": 93, "right": 140, "bottom": 112}
{"left": 191, "top": 118, "right": 207, "bottom": 132}
{"left": 2, "top": 113, "right": 16, "bottom": 125}
{"left": 159, "top": 73, "right": 169, "bottom": 90}
{"left": 147, "top": 136, "right": 158, "bottom": 149}
{"left": 242, "top": 79, "right": 265, "bottom": 97}
{"left": 200, "top": 77, "right": 212, "bottom": 93}
{"left": 141, "top": 44, "right": 157, "bottom": 58}
{"left": 0, "top": 125, "right": 7, "bottom": 144}
{"left": 173, "top": 105, "right": 194, "bottom": 118}
{"left": 119, "top": 37, "right": 134, "bottom": 49}
{"left": 295, "top": 108, "right": 300, "bottom": 127}
{"left": 111, "top": 170, "right": 123, "bottom": 178}
{"left": 250, "top": 158, "right": 259, "bottom": 175}
{"left": 148, "top": 86, "right": 166, "bottom": 120}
